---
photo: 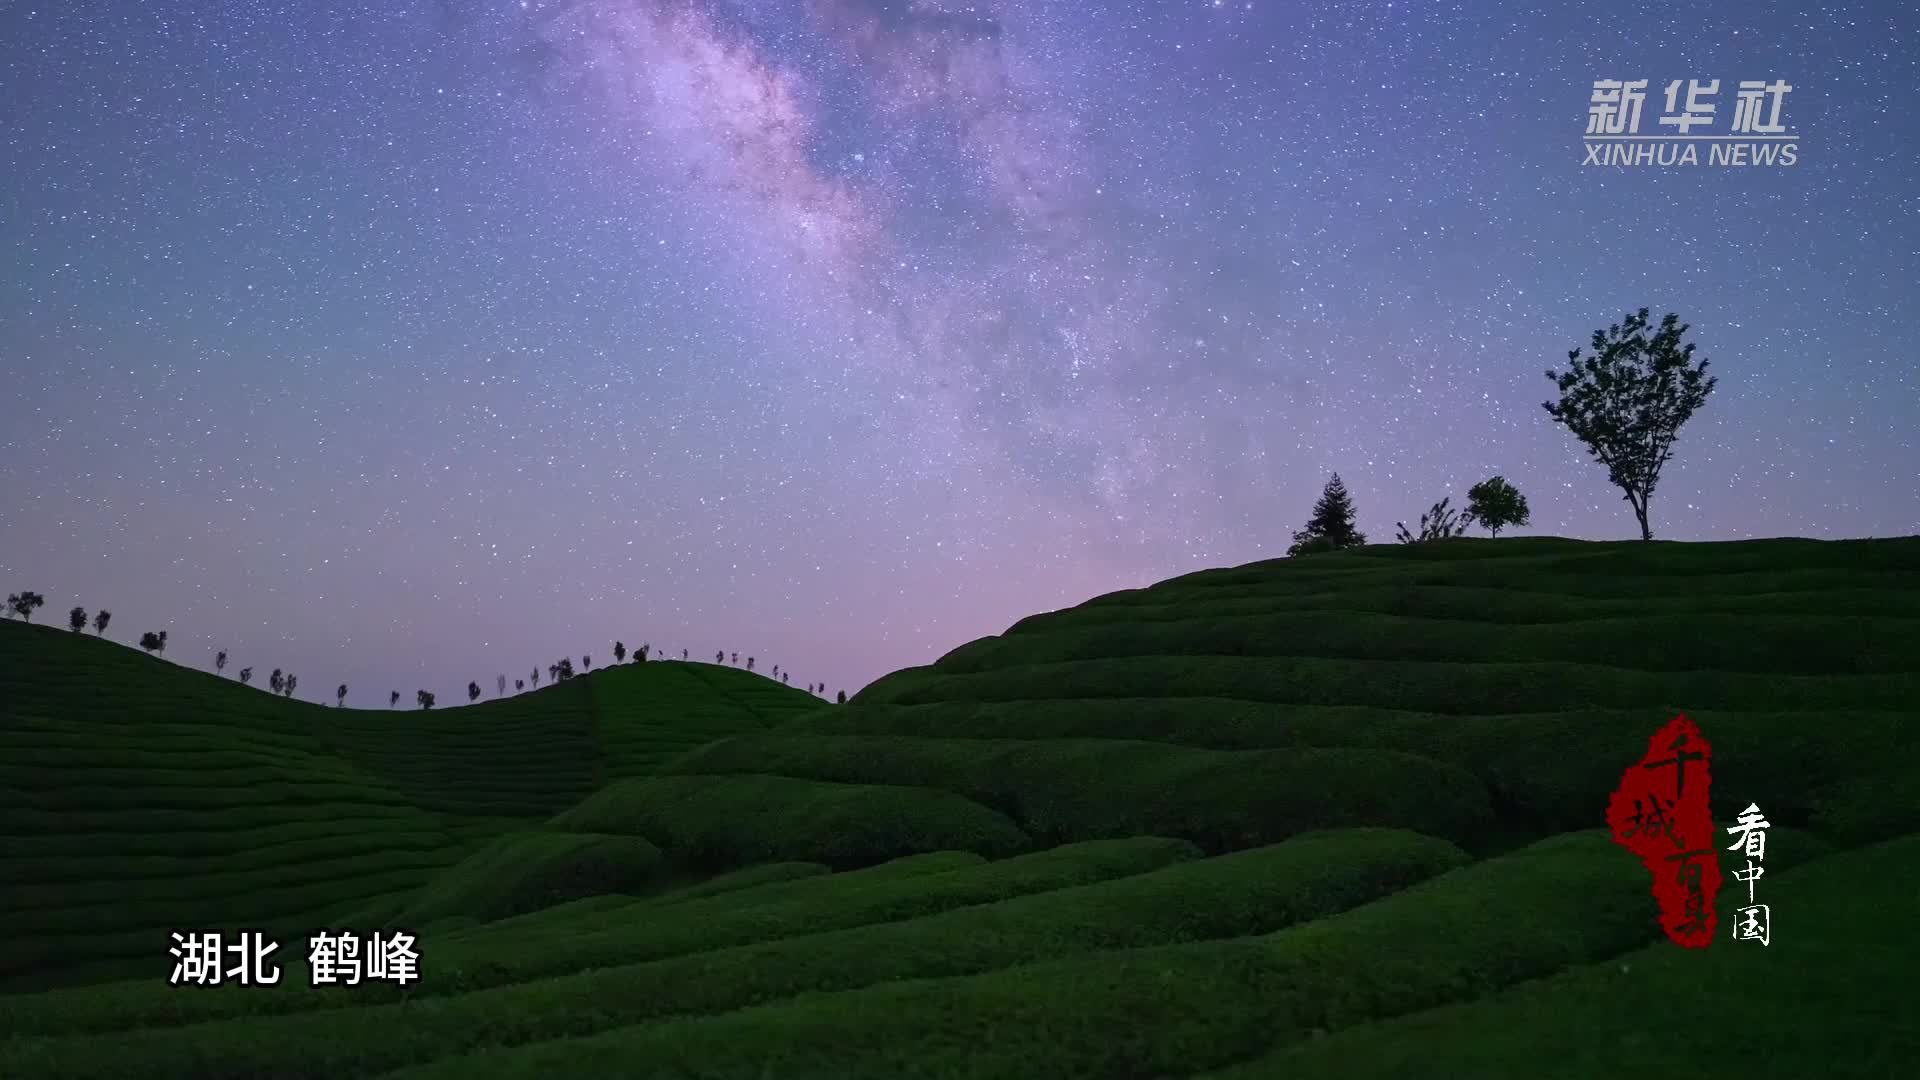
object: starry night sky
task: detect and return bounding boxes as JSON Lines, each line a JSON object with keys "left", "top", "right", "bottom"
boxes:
{"left": 2, "top": 0, "right": 1915, "bottom": 701}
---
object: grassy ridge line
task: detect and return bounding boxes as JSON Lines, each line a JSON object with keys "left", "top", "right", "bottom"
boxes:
{"left": 663, "top": 738, "right": 1494, "bottom": 852}
{"left": 855, "top": 653, "right": 1920, "bottom": 711}
{"left": 991, "top": 586, "right": 1920, "bottom": 647}
{"left": 0, "top": 830, "right": 1466, "bottom": 1080}
{"left": 2, "top": 829, "right": 457, "bottom": 886}
{"left": 775, "top": 706, "right": 1920, "bottom": 841}
{"left": 1118, "top": 539, "right": 1919, "bottom": 594}
{"left": 1043, "top": 563, "right": 1918, "bottom": 621}
{"left": 550, "top": 774, "right": 1032, "bottom": 868}
{"left": 5, "top": 847, "right": 468, "bottom": 939}
{"left": 385, "top": 831, "right": 668, "bottom": 927}
{"left": 930, "top": 611, "right": 1920, "bottom": 676}
{"left": 0, "top": 781, "right": 436, "bottom": 813}
{"left": 370, "top": 830, "right": 1662, "bottom": 1080}
{"left": 1202, "top": 831, "right": 1920, "bottom": 1079}
{"left": 6, "top": 840, "right": 471, "bottom": 912}
{"left": 437, "top": 862, "right": 839, "bottom": 942}
{"left": 0, "top": 813, "right": 471, "bottom": 860}
{"left": 0, "top": 838, "right": 1194, "bottom": 1038}
{"left": 441, "top": 854, "right": 977, "bottom": 945}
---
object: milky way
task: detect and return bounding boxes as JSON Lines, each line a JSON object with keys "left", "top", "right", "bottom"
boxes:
{"left": 2, "top": 0, "right": 1915, "bottom": 699}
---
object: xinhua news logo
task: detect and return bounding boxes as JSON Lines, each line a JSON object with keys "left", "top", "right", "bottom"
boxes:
{"left": 1584, "top": 79, "right": 1798, "bottom": 168}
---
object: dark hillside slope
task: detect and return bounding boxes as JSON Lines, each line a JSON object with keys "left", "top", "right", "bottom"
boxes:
{"left": 784, "top": 537, "right": 1920, "bottom": 846}
{"left": 0, "top": 625, "right": 817, "bottom": 988}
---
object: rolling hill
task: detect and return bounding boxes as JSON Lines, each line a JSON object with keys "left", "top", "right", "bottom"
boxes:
{"left": 1, "top": 535, "right": 1915, "bottom": 1078}
{"left": 0, "top": 631, "right": 822, "bottom": 989}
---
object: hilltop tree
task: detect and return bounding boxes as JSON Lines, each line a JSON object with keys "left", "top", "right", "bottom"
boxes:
{"left": 782, "top": 672, "right": 789, "bottom": 685}
{"left": 240, "top": 666, "right": 253, "bottom": 685}
{"left": 582, "top": 655, "right": 592, "bottom": 671}
{"left": 93, "top": 609, "right": 111, "bottom": 636}
{"left": 468, "top": 681, "right": 481, "bottom": 703}
{"left": 216, "top": 650, "right": 228, "bottom": 675}
{"left": 269, "top": 669, "right": 285, "bottom": 695}
{"left": 682, "top": 648, "right": 688, "bottom": 660}
{"left": 1395, "top": 497, "right": 1471, "bottom": 544}
{"left": 283, "top": 673, "right": 297, "bottom": 699}
{"left": 730, "top": 652, "right": 739, "bottom": 665}
{"left": 139, "top": 631, "right": 164, "bottom": 654}
{"left": 515, "top": 678, "right": 524, "bottom": 691}
{"left": 837, "top": 689, "right": 847, "bottom": 704}
{"left": 68, "top": 606, "right": 87, "bottom": 632}
{"left": 716, "top": 650, "right": 724, "bottom": 664}
{"left": 553, "top": 657, "right": 574, "bottom": 681}
{"left": 746, "top": 657, "right": 755, "bottom": 672}
{"left": 390, "top": 689, "right": 400, "bottom": 708}
{"left": 336, "top": 683, "right": 348, "bottom": 707}
{"left": 1465, "top": 476, "right": 1530, "bottom": 538}
{"left": 639, "top": 644, "right": 650, "bottom": 661}
{"left": 497, "top": 674, "right": 507, "bottom": 696}
{"left": 530, "top": 668, "right": 540, "bottom": 688}
{"left": 7, "top": 591, "right": 46, "bottom": 622}
{"left": 614, "top": 641, "right": 627, "bottom": 663}
{"left": 1545, "top": 308, "right": 1718, "bottom": 541}
{"left": 156, "top": 631, "right": 167, "bottom": 654}
{"left": 1288, "top": 473, "right": 1366, "bottom": 556}
{"left": 417, "top": 689, "right": 435, "bottom": 710}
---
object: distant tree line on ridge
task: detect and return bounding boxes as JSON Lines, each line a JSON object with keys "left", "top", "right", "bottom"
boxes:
{"left": 5, "top": 597, "right": 849, "bottom": 710}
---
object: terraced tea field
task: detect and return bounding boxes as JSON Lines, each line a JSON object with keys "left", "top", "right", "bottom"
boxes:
{"left": 2, "top": 536, "right": 1915, "bottom": 1077}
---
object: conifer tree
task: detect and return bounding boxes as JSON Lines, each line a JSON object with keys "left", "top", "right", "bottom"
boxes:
{"left": 1288, "top": 473, "right": 1366, "bottom": 555}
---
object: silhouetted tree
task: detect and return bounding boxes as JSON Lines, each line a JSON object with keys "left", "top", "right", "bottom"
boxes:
{"left": 69, "top": 606, "right": 87, "bottom": 632}
{"left": 730, "top": 652, "right": 738, "bottom": 665}
{"left": 497, "top": 674, "right": 506, "bottom": 696}
{"left": 139, "top": 631, "right": 164, "bottom": 654}
{"left": 515, "top": 679, "right": 524, "bottom": 691}
{"left": 1395, "top": 497, "right": 1470, "bottom": 544}
{"left": 682, "top": 648, "right": 688, "bottom": 660}
{"left": 156, "top": 631, "right": 167, "bottom": 654}
{"left": 283, "top": 673, "right": 297, "bottom": 699}
{"left": 7, "top": 591, "right": 46, "bottom": 622}
{"left": 1464, "top": 476, "right": 1529, "bottom": 538}
{"left": 417, "top": 689, "right": 435, "bottom": 710}
{"left": 1545, "top": 308, "right": 1717, "bottom": 541}
{"left": 390, "top": 689, "right": 400, "bottom": 707}
{"left": 1288, "top": 473, "right": 1365, "bottom": 556}
{"left": 781, "top": 672, "right": 789, "bottom": 684}
{"left": 240, "top": 666, "right": 253, "bottom": 685}
{"left": 93, "top": 609, "right": 111, "bottom": 636}
{"left": 746, "top": 657, "right": 755, "bottom": 672}
{"left": 716, "top": 650, "right": 724, "bottom": 664}
{"left": 639, "top": 643, "right": 650, "bottom": 661}
{"left": 555, "top": 657, "right": 575, "bottom": 681}
{"left": 269, "top": 669, "right": 285, "bottom": 695}
{"left": 336, "top": 683, "right": 348, "bottom": 707}
{"left": 613, "top": 641, "right": 627, "bottom": 663}
{"left": 468, "top": 681, "right": 481, "bottom": 702}
{"left": 582, "top": 655, "right": 591, "bottom": 671}
{"left": 216, "top": 650, "right": 228, "bottom": 675}
{"left": 837, "top": 689, "right": 847, "bottom": 704}
{"left": 530, "top": 668, "right": 540, "bottom": 688}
